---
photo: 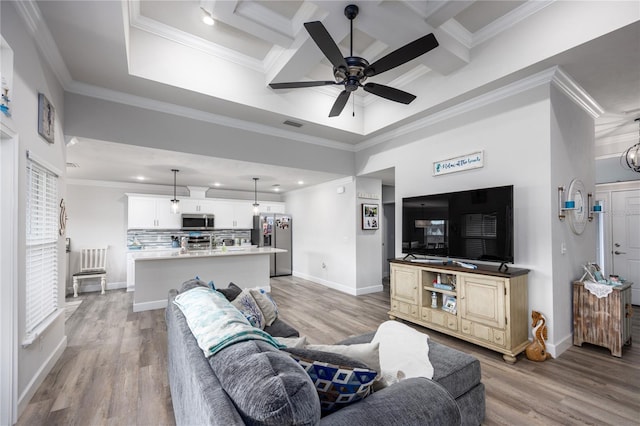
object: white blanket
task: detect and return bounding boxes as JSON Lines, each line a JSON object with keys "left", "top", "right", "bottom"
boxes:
{"left": 173, "top": 287, "right": 281, "bottom": 357}
{"left": 372, "top": 321, "right": 433, "bottom": 387}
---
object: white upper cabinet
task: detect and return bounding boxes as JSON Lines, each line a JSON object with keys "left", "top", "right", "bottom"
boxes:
{"left": 127, "top": 195, "right": 181, "bottom": 229}
{"left": 259, "top": 202, "right": 286, "bottom": 214}
{"left": 214, "top": 200, "right": 254, "bottom": 229}
{"left": 181, "top": 198, "right": 216, "bottom": 214}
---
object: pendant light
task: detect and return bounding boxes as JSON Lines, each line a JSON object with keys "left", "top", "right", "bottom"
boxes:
{"left": 171, "top": 169, "right": 180, "bottom": 214}
{"left": 252, "top": 177, "right": 260, "bottom": 215}
{"left": 620, "top": 118, "right": 640, "bottom": 173}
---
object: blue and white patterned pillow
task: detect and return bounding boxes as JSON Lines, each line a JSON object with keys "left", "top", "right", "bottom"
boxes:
{"left": 284, "top": 348, "right": 378, "bottom": 415}
{"left": 231, "top": 289, "right": 266, "bottom": 329}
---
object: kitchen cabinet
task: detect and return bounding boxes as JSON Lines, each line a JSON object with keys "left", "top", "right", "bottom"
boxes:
{"left": 259, "top": 202, "right": 285, "bottom": 214}
{"left": 127, "top": 195, "right": 181, "bottom": 229}
{"left": 181, "top": 198, "right": 216, "bottom": 214}
{"left": 214, "top": 200, "right": 254, "bottom": 229}
{"left": 389, "top": 260, "right": 529, "bottom": 363}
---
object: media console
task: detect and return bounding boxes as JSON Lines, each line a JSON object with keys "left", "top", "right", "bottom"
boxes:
{"left": 389, "top": 259, "right": 529, "bottom": 363}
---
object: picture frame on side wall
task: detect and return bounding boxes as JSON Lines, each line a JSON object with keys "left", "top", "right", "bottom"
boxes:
{"left": 38, "top": 93, "right": 55, "bottom": 143}
{"left": 362, "top": 203, "right": 379, "bottom": 230}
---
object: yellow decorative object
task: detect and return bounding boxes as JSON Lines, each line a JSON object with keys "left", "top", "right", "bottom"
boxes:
{"left": 525, "top": 311, "right": 552, "bottom": 362}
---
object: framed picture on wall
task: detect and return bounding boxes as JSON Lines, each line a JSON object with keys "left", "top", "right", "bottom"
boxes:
{"left": 362, "top": 203, "right": 379, "bottom": 230}
{"left": 38, "top": 93, "right": 55, "bottom": 144}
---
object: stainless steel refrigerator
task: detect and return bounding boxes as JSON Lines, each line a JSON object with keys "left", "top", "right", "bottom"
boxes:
{"left": 252, "top": 213, "right": 292, "bottom": 276}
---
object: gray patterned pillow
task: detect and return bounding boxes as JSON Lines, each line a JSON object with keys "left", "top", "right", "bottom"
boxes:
{"left": 231, "top": 289, "right": 266, "bottom": 329}
{"left": 250, "top": 288, "right": 278, "bottom": 326}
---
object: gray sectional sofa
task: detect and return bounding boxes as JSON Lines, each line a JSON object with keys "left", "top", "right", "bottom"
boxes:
{"left": 166, "top": 288, "right": 485, "bottom": 425}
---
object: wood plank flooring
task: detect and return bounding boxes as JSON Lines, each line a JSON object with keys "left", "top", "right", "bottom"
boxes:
{"left": 17, "top": 276, "right": 639, "bottom": 425}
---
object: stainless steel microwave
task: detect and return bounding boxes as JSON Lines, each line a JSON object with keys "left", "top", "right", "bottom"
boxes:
{"left": 181, "top": 214, "right": 214, "bottom": 230}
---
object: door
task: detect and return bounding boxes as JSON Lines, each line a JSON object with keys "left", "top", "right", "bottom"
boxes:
{"left": 459, "top": 275, "right": 505, "bottom": 329}
{"left": 611, "top": 189, "right": 640, "bottom": 305}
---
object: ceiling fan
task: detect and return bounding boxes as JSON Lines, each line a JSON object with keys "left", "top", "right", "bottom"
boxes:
{"left": 269, "top": 4, "right": 439, "bottom": 117}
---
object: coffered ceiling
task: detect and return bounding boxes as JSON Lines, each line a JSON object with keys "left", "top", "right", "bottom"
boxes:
{"left": 20, "top": 1, "right": 640, "bottom": 191}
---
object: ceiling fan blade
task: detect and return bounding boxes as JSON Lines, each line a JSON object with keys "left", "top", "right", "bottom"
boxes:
{"left": 304, "top": 21, "right": 348, "bottom": 71}
{"left": 270, "top": 81, "right": 337, "bottom": 89}
{"left": 365, "top": 33, "right": 439, "bottom": 77}
{"left": 329, "top": 90, "right": 351, "bottom": 117}
{"left": 363, "top": 83, "right": 416, "bottom": 104}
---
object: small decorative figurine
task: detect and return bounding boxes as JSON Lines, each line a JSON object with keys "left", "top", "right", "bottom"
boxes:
{"left": 525, "top": 310, "right": 552, "bottom": 362}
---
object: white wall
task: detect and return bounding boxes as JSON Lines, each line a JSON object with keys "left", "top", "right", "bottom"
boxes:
{"left": 2, "top": 1, "right": 68, "bottom": 419}
{"left": 355, "top": 177, "right": 383, "bottom": 294}
{"left": 549, "top": 84, "right": 597, "bottom": 353}
{"left": 285, "top": 177, "right": 358, "bottom": 294}
{"left": 354, "top": 79, "right": 593, "bottom": 357}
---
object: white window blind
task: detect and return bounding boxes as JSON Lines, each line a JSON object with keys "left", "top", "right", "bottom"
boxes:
{"left": 25, "top": 159, "right": 59, "bottom": 335}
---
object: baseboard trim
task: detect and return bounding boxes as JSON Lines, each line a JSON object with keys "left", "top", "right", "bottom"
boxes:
{"left": 356, "top": 284, "right": 384, "bottom": 295}
{"left": 133, "top": 299, "right": 167, "bottom": 312}
{"left": 17, "top": 335, "right": 67, "bottom": 417}
{"left": 67, "top": 281, "right": 126, "bottom": 296}
{"left": 292, "top": 272, "right": 358, "bottom": 296}
{"left": 548, "top": 332, "right": 574, "bottom": 358}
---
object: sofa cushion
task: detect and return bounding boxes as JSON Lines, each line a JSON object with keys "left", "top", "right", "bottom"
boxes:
{"left": 209, "top": 340, "right": 320, "bottom": 426}
{"left": 337, "top": 332, "right": 481, "bottom": 401}
{"left": 429, "top": 340, "right": 481, "bottom": 400}
{"left": 284, "top": 348, "right": 378, "bottom": 415}
{"left": 180, "top": 277, "right": 208, "bottom": 293}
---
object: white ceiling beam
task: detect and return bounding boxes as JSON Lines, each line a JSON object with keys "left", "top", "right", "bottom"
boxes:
{"left": 422, "top": 1, "right": 476, "bottom": 28}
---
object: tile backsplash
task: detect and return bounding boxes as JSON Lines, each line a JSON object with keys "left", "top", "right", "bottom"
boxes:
{"left": 127, "top": 229, "right": 252, "bottom": 249}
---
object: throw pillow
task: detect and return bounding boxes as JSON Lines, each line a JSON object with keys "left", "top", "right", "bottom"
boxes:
{"left": 305, "top": 342, "right": 381, "bottom": 374}
{"left": 217, "top": 282, "right": 242, "bottom": 301}
{"left": 250, "top": 288, "right": 278, "bottom": 326}
{"left": 231, "top": 289, "right": 266, "bottom": 329}
{"left": 283, "top": 347, "right": 378, "bottom": 415}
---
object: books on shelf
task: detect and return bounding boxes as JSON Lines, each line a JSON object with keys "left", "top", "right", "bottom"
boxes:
{"left": 433, "top": 283, "right": 455, "bottom": 291}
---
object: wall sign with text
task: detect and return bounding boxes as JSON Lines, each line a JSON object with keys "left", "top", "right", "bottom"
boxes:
{"left": 433, "top": 151, "right": 484, "bottom": 176}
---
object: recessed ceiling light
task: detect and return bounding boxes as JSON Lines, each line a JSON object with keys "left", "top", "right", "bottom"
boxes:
{"left": 297, "top": 180, "right": 304, "bottom": 185}
{"left": 212, "top": 182, "right": 222, "bottom": 187}
{"left": 200, "top": 8, "right": 215, "bottom": 26}
{"left": 136, "top": 176, "right": 145, "bottom": 181}
{"left": 272, "top": 184, "right": 280, "bottom": 192}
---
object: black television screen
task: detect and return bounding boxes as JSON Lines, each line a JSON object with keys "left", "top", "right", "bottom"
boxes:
{"left": 402, "top": 185, "right": 514, "bottom": 263}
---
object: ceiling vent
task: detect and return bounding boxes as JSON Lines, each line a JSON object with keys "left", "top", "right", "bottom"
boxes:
{"left": 283, "top": 120, "right": 303, "bottom": 128}
{"left": 66, "top": 162, "right": 79, "bottom": 168}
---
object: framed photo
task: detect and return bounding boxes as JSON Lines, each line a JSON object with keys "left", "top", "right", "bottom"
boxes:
{"left": 38, "top": 93, "right": 55, "bottom": 143}
{"left": 361, "top": 203, "right": 379, "bottom": 230}
{"left": 582, "top": 262, "right": 605, "bottom": 283}
{"left": 442, "top": 296, "right": 457, "bottom": 314}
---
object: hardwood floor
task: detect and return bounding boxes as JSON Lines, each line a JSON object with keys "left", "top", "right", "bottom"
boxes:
{"left": 17, "top": 276, "right": 639, "bottom": 425}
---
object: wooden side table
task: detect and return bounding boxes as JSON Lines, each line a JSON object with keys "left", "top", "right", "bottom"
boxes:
{"left": 573, "top": 280, "right": 633, "bottom": 357}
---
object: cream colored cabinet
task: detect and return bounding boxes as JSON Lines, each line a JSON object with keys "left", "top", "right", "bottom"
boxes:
{"left": 389, "top": 260, "right": 529, "bottom": 363}
{"left": 127, "top": 195, "right": 181, "bottom": 229}
{"left": 390, "top": 264, "right": 420, "bottom": 320}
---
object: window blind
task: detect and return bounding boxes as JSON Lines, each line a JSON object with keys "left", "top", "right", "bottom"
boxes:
{"left": 25, "top": 159, "right": 59, "bottom": 334}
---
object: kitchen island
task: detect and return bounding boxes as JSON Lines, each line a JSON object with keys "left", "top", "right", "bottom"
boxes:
{"left": 130, "top": 247, "right": 286, "bottom": 312}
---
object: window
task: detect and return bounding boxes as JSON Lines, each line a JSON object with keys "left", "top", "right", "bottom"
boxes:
{"left": 25, "top": 158, "right": 58, "bottom": 335}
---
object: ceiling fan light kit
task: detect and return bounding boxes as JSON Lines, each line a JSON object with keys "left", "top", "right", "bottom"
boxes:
{"left": 269, "top": 4, "right": 439, "bottom": 117}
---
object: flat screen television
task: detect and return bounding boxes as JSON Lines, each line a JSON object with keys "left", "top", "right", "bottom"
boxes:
{"left": 402, "top": 185, "right": 514, "bottom": 264}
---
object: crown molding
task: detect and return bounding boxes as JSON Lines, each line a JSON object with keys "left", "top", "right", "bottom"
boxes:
{"left": 472, "top": 1, "right": 555, "bottom": 47}
{"left": 13, "top": 0, "right": 73, "bottom": 88}
{"left": 66, "top": 80, "right": 356, "bottom": 152}
{"left": 128, "top": 3, "right": 265, "bottom": 73}
{"left": 355, "top": 66, "right": 602, "bottom": 152}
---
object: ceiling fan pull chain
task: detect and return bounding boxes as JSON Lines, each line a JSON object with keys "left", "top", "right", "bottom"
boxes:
{"left": 352, "top": 95, "right": 355, "bottom": 117}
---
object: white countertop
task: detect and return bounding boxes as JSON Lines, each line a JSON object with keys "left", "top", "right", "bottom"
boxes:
{"left": 131, "top": 246, "right": 286, "bottom": 261}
